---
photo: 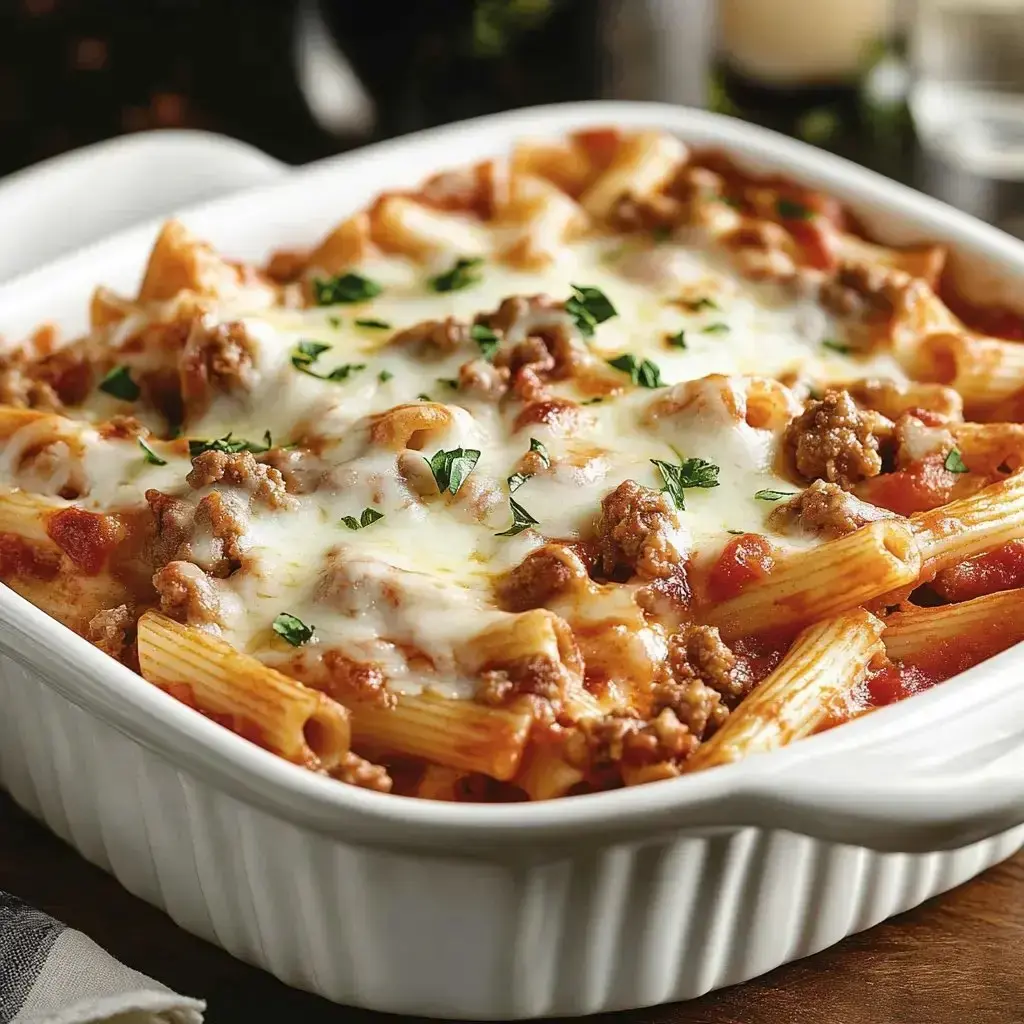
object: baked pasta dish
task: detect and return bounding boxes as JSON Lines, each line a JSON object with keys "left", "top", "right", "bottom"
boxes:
{"left": 3, "top": 128, "right": 1024, "bottom": 801}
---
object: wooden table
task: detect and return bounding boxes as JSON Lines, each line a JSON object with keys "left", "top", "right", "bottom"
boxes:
{"left": 2, "top": 790, "right": 1021, "bottom": 1024}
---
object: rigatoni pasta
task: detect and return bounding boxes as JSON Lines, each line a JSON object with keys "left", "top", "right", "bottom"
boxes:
{"left": 3, "top": 125, "right": 1024, "bottom": 801}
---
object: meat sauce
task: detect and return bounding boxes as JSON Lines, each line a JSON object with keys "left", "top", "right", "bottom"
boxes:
{"left": 45, "top": 507, "right": 123, "bottom": 575}
{"left": 932, "top": 539, "right": 1024, "bottom": 602}
{"left": 858, "top": 454, "right": 960, "bottom": 516}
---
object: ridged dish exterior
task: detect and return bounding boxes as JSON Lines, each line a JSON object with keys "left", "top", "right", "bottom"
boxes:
{"left": 2, "top": 656, "right": 1020, "bottom": 1019}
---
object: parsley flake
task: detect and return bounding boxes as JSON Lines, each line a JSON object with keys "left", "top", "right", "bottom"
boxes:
{"left": 651, "top": 454, "right": 720, "bottom": 510}
{"left": 354, "top": 317, "right": 391, "bottom": 330}
{"left": 341, "top": 507, "right": 385, "bottom": 530}
{"left": 607, "top": 353, "right": 664, "bottom": 388}
{"left": 417, "top": 393, "right": 432, "bottom": 401}
{"left": 138, "top": 438, "right": 167, "bottom": 466}
{"left": 437, "top": 377, "right": 459, "bottom": 390}
{"left": 426, "top": 447, "right": 480, "bottom": 496}
{"left": 470, "top": 323, "right": 500, "bottom": 361}
{"left": 776, "top": 198, "right": 813, "bottom": 220}
{"left": 702, "top": 322, "right": 730, "bottom": 335}
{"left": 188, "top": 432, "right": 272, "bottom": 459}
{"left": 666, "top": 329, "right": 687, "bottom": 349}
{"left": 566, "top": 284, "right": 618, "bottom": 338}
{"left": 822, "top": 338, "right": 851, "bottom": 354}
{"left": 327, "top": 315, "right": 343, "bottom": 329}
{"left": 378, "top": 369, "right": 394, "bottom": 383}
{"left": 272, "top": 612, "right": 315, "bottom": 647}
{"left": 291, "top": 340, "right": 365, "bottom": 382}
{"left": 582, "top": 397, "right": 604, "bottom": 405}
{"left": 313, "top": 273, "right": 382, "bottom": 305}
{"left": 754, "top": 489, "right": 796, "bottom": 501}
{"left": 726, "top": 529, "right": 745, "bottom": 535}
{"left": 944, "top": 449, "right": 969, "bottom": 474}
{"left": 681, "top": 297, "right": 720, "bottom": 313}
{"left": 495, "top": 497, "right": 539, "bottom": 537}
{"left": 98, "top": 365, "right": 140, "bottom": 402}
{"left": 429, "top": 257, "right": 484, "bottom": 293}
{"left": 507, "top": 438, "right": 549, "bottom": 492}
{"left": 651, "top": 225, "right": 673, "bottom": 242}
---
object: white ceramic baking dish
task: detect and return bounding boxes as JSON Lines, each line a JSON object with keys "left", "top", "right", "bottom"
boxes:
{"left": 2, "top": 102, "right": 1024, "bottom": 1020}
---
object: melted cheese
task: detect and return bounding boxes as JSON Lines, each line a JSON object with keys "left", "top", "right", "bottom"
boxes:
{"left": 62, "top": 228, "right": 908, "bottom": 698}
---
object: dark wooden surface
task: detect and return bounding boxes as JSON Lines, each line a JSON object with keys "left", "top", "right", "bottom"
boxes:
{"left": 2, "top": 790, "right": 1022, "bottom": 1024}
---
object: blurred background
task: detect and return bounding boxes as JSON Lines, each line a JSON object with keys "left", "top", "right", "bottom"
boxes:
{"left": 3, "top": 0, "right": 1024, "bottom": 234}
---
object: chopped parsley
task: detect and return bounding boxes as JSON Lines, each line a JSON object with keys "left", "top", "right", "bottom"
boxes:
{"left": 470, "top": 323, "right": 500, "bottom": 361}
{"left": 272, "top": 612, "right": 315, "bottom": 647}
{"left": 945, "top": 448, "right": 969, "bottom": 474}
{"left": 313, "top": 272, "right": 382, "bottom": 305}
{"left": 566, "top": 284, "right": 617, "bottom": 338}
{"left": 822, "top": 338, "right": 851, "bottom": 354}
{"left": 666, "top": 329, "right": 687, "bottom": 349}
{"left": 291, "top": 340, "right": 365, "bottom": 382}
{"left": 776, "top": 197, "right": 813, "bottom": 220}
{"left": 98, "top": 365, "right": 140, "bottom": 402}
{"left": 507, "top": 438, "right": 549, "bottom": 492}
{"left": 582, "top": 396, "right": 604, "bottom": 405}
{"left": 188, "top": 431, "right": 272, "bottom": 459}
{"left": 340, "top": 507, "right": 385, "bottom": 530}
{"left": 702, "top": 322, "right": 730, "bottom": 335}
{"left": 754, "top": 489, "right": 796, "bottom": 501}
{"left": 437, "top": 377, "right": 459, "bottom": 390}
{"left": 607, "top": 353, "right": 664, "bottom": 388}
{"left": 681, "top": 297, "right": 719, "bottom": 313}
{"left": 651, "top": 225, "right": 673, "bottom": 242}
{"left": 138, "top": 438, "right": 167, "bottom": 466}
{"left": 417, "top": 393, "right": 432, "bottom": 401}
{"left": 726, "top": 529, "right": 745, "bottom": 535}
{"left": 495, "top": 497, "right": 539, "bottom": 537}
{"left": 378, "top": 369, "right": 394, "bottom": 383}
{"left": 426, "top": 447, "right": 480, "bottom": 496}
{"left": 354, "top": 317, "right": 391, "bottom": 330}
{"left": 429, "top": 256, "right": 484, "bottom": 293}
{"left": 327, "top": 315, "right": 343, "bottom": 329}
{"left": 650, "top": 454, "right": 720, "bottom": 510}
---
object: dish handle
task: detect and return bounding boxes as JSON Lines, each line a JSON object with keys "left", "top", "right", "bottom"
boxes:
{"left": 726, "top": 739, "right": 1024, "bottom": 853}
{"left": 0, "top": 130, "right": 288, "bottom": 284}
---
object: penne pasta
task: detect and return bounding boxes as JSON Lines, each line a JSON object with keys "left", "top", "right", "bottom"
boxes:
{"left": 917, "top": 331, "right": 1024, "bottom": 414}
{"left": 882, "top": 588, "right": 1024, "bottom": 662}
{"left": 686, "top": 609, "right": 885, "bottom": 771}
{"left": 370, "top": 195, "right": 489, "bottom": 261}
{"left": 137, "top": 611, "right": 351, "bottom": 772}
{"left": 705, "top": 521, "right": 920, "bottom": 640}
{"left": 911, "top": 471, "right": 1024, "bottom": 579}
{"left": 515, "top": 740, "right": 585, "bottom": 801}
{"left": 350, "top": 693, "right": 532, "bottom": 781}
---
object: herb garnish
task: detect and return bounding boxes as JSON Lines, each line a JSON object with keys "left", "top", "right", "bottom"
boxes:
{"left": 313, "top": 272, "right": 382, "bottom": 305}
{"left": 507, "top": 438, "right": 549, "bottom": 492}
{"left": 291, "top": 340, "right": 365, "bottom": 382}
{"left": 822, "top": 339, "right": 851, "bottom": 354}
{"left": 429, "top": 257, "right": 484, "bottom": 293}
{"left": 582, "top": 397, "right": 604, "bottom": 405}
{"left": 754, "top": 489, "right": 796, "bottom": 501}
{"left": 341, "top": 507, "right": 385, "bottom": 531}
{"left": 702, "top": 322, "right": 730, "bottom": 335}
{"left": 378, "top": 369, "right": 394, "bottom": 383}
{"left": 776, "top": 198, "right": 813, "bottom": 220}
{"left": 272, "top": 612, "right": 315, "bottom": 647}
{"left": 354, "top": 317, "right": 391, "bottom": 330}
{"left": 327, "top": 315, "right": 343, "bottom": 329}
{"left": 426, "top": 447, "right": 481, "bottom": 496}
{"left": 650, "top": 454, "right": 720, "bottom": 510}
{"left": 944, "top": 449, "right": 969, "bottom": 474}
{"left": 470, "top": 323, "right": 500, "bottom": 361}
{"left": 138, "top": 438, "right": 167, "bottom": 466}
{"left": 681, "top": 297, "right": 719, "bottom": 313}
{"left": 607, "top": 354, "right": 664, "bottom": 388}
{"left": 437, "top": 377, "right": 459, "bottom": 390}
{"left": 98, "top": 365, "right": 140, "bottom": 402}
{"left": 651, "top": 225, "right": 673, "bottom": 242}
{"left": 666, "top": 330, "right": 687, "bottom": 349}
{"left": 495, "top": 497, "right": 539, "bottom": 537}
{"left": 566, "top": 284, "right": 617, "bottom": 338}
{"left": 188, "top": 431, "right": 273, "bottom": 459}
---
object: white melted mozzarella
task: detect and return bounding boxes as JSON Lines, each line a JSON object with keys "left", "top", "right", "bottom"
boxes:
{"left": 63, "top": 230, "right": 906, "bottom": 697}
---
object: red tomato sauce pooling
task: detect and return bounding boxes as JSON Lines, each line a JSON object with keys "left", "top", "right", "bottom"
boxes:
{"left": 931, "top": 539, "right": 1024, "bottom": 602}
{"left": 706, "top": 533, "right": 776, "bottom": 603}
{"left": 859, "top": 455, "right": 960, "bottom": 517}
{"left": 45, "top": 507, "right": 123, "bottom": 575}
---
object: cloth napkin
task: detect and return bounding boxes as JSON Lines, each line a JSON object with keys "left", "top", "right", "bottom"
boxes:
{"left": 0, "top": 892, "right": 204, "bottom": 1024}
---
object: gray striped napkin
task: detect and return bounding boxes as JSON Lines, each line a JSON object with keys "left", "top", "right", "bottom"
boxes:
{"left": 0, "top": 893, "right": 203, "bottom": 1024}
